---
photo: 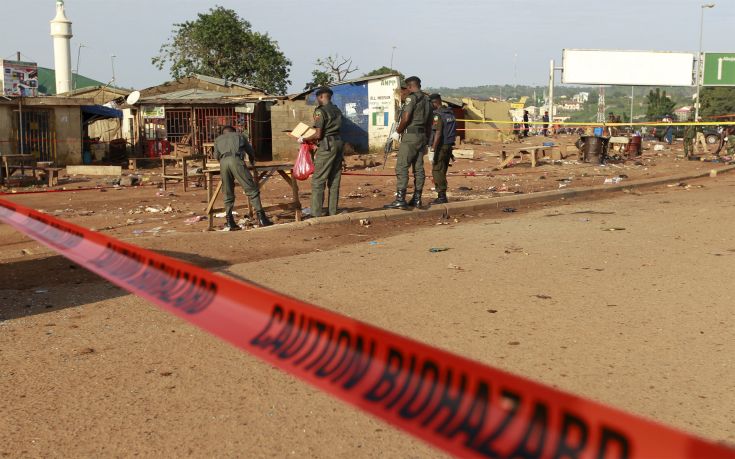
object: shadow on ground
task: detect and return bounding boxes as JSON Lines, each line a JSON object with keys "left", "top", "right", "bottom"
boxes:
{"left": 0, "top": 250, "right": 229, "bottom": 322}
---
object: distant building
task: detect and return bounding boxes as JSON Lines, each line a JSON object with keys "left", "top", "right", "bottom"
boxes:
{"left": 573, "top": 92, "right": 589, "bottom": 103}
{"left": 559, "top": 101, "right": 583, "bottom": 111}
{"left": 673, "top": 106, "right": 692, "bottom": 121}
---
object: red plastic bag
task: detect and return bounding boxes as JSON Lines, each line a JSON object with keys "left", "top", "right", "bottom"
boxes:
{"left": 293, "top": 143, "right": 315, "bottom": 181}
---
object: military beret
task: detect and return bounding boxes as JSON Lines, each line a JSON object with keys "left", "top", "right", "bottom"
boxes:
{"left": 429, "top": 93, "right": 442, "bottom": 101}
{"left": 405, "top": 76, "right": 421, "bottom": 86}
{"left": 315, "top": 87, "right": 333, "bottom": 97}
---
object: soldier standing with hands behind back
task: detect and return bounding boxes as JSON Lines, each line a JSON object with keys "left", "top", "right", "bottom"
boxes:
{"left": 214, "top": 126, "right": 272, "bottom": 231}
{"left": 385, "top": 76, "right": 433, "bottom": 210}
{"left": 299, "top": 87, "right": 344, "bottom": 217}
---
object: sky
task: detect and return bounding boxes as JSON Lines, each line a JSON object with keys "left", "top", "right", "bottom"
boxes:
{"left": 4, "top": 0, "right": 734, "bottom": 93}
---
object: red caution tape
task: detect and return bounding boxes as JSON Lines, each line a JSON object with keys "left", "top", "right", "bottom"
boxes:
{"left": 1, "top": 197, "right": 733, "bottom": 459}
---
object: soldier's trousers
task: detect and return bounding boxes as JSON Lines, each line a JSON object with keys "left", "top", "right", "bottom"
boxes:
{"left": 396, "top": 133, "right": 426, "bottom": 192}
{"left": 432, "top": 145, "right": 452, "bottom": 193}
{"left": 684, "top": 138, "right": 694, "bottom": 157}
{"left": 311, "top": 140, "right": 344, "bottom": 217}
{"left": 220, "top": 155, "right": 263, "bottom": 214}
{"left": 695, "top": 132, "right": 707, "bottom": 153}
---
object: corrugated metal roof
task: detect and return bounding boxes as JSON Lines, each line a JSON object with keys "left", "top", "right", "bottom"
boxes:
{"left": 140, "top": 88, "right": 230, "bottom": 101}
{"left": 193, "top": 74, "right": 264, "bottom": 92}
{"left": 288, "top": 73, "right": 401, "bottom": 100}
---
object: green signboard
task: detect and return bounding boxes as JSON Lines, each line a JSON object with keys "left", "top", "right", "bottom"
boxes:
{"left": 702, "top": 53, "right": 735, "bottom": 86}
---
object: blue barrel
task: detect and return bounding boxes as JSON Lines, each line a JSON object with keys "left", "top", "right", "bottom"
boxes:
{"left": 593, "top": 127, "right": 604, "bottom": 136}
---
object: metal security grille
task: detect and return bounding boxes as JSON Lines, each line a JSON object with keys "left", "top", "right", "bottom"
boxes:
{"left": 165, "top": 110, "right": 192, "bottom": 143}
{"left": 12, "top": 109, "right": 56, "bottom": 162}
{"left": 194, "top": 107, "right": 252, "bottom": 147}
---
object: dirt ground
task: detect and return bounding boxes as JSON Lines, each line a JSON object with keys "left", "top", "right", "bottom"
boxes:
{"left": 1, "top": 138, "right": 734, "bottom": 457}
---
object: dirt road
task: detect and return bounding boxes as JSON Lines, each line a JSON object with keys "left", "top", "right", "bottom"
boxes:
{"left": 1, "top": 174, "right": 734, "bottom": 457}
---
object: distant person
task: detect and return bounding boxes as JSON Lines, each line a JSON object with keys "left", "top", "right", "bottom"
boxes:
{"left": 299, "top": 86, "right": 344, "bottom": 217}
{"left": 684, "top": 118, "right": 695, "bottom": 158}
{"left": 663, "top": 116, "right": 674, "bottom": 144}
{"left": 522, "top": 110, "right": 530, "bottom": 138}
{"left": 428, "top": 93, "right": 457, "bottom": 205}
{"left": 214, "top": 126, "right": 272, "bottom": 230}
{"left": 542, "top": 111, "right": 549, "bottom": 136}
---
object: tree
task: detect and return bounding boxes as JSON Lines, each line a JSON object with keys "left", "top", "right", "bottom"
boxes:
{"left": 645, "top": 88, "right": 676, "bottom": 121}
{"left": 363, "top": 66, "right": 404, "bottom": 81}
{"left": 152, "top": 6, "right": 291, "bottom": 94}
{"left": 700, "top": 87, "right": 735, "bottom": 118}
{"left": 316, "top": 54, "right": 359, "bottom": 82}
{"left": 303, "top": 69, "right": 333, "bottom": 91}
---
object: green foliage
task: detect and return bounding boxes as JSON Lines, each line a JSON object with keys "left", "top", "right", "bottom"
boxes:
{"left": 363, "top": 66, "right": 404, "bottom": 81}
{"left": 645, "top": 88, "right": 677, "bottom": 121}
{"left": 700, "top": 87, "right": 735, "bottom": 118}
{"left": 152, "top": 6, "right": 291, "bottom": 94}
{"left": 303, "top": 69, "right": 334, "bottom": 91}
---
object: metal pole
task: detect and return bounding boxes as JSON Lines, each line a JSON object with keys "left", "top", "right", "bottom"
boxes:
{"left": 18, "top": 97, "right": 24, "bottom": 155}
{"left": 695, "top": 3, "right": 715, "bottom": 121}
{"left": 111, "top": 54, "right": 117, "bottom": 86}
{"left": 390, "top": 46, "right": 397, "bottom": 71}
{"left": 630, "top": 86, "right": 634, "bottom": 128}
{"left": 548, "top": 59, "right": 555, "bottom": 125}
{"left": 75, "top": 43, "right": 85, "bottom": 90}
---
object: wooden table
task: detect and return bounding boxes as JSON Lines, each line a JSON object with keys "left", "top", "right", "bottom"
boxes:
{"left": 161, "top": 154, "right": 207, "bottom": 192}
{"left": 204, "top": 163, "right": 301, "bottom": 230}
{"left": 0, "top": 155, "right": 35, "bottom": 185}
{"left": 497, "top": 145, "right": 560, "bottom": 170}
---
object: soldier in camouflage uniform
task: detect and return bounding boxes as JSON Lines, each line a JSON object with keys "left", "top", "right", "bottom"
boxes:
{"left": 299, "top": 87, "right": 344, "bottom": 217}
{"left": 385, "top": 76, "right": 433, "bottom": 210}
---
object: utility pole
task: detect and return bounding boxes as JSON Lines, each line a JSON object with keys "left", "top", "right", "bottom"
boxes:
{"left": 694, "top": 3, "right": 715, "bottom": 121}
{"left": 548, "top": 59, "right": 555, "bottom": 122}
{"left": 630, "top": 86, "right": 635, "bottom": 128}
{"left": 110, "top": 54, "right": 117, "bottom": 86}
{"left": 390, "top": 46, "right": 397, "bottom": 71}
{"left": 75, "top": 43, "right": 85, "bottom": 90}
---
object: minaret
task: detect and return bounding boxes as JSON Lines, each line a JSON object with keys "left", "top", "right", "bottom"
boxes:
{"left": 50, "top": 0, "right": 73, "bottom": 94}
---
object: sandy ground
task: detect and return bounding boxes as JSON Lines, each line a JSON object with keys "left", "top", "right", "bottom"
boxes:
{"left": 1, "top": 145, "right": 735, "bottom": 457}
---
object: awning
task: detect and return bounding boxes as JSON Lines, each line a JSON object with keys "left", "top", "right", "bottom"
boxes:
{"left": 81, "top": 104, "right": 123, "bottom": 124}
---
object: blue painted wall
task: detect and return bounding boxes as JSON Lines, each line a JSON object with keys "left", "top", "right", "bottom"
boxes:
{"left": 307, "top": 81, "right": 369, "bottom": 152}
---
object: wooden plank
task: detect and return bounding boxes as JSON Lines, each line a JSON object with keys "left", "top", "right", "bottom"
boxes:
{"left": 452, "top": 149, "right": 475, "bottom": 159}
{"left": 66, "top": 165, "right": 122, "bottom": 176}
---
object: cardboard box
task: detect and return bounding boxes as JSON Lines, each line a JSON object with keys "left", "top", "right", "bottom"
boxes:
{"left": 290, "top": 122, "right": 316, "bottom": 139}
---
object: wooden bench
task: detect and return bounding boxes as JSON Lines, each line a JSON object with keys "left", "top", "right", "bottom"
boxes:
{"left": 34, "top": 167, "right": 64, "bottom": 187}
{"left": 497, "top": 145, "right": 560, "bottom": 169}
{"left": 162, "top": 154, "right": 207, "bottom": 192}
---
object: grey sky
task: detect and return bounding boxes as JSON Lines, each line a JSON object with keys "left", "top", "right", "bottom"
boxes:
{"left": 4, "top": 0, "right": 734, "bottom": 93}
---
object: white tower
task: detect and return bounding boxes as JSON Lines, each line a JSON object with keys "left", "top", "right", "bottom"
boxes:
{"left": 50, "top": 0, "right": 73, "bottom": 94}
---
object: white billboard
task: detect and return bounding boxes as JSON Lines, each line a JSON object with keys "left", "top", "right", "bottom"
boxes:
{"left": 562, "top": 49, "right": 694, "bottom": 86}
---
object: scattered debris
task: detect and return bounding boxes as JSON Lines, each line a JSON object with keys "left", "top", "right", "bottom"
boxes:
{"left": 359, "top": 218, "right": 371, "bottom": 227}
{"left": 145, "top": 207, "right": 161, "bottom": 213}
{"left": 604, "top": 177, "right": 623, "bottom": 184}
{"left": 486, "top": 309, "right": 498, "bottom": 314}
{"left": 502, "top": 207, "right": 517, "bottom": 213}
{"left": 602, "top": 227, "right": 626, "bottom": 232}
{"left": 447, "top": 263, "right": 464, "bottom": 271}
{"left": 534, "top": 294, "right": 552, "bottom": 300}
{"left": 429, "top": 247, "right": 450, "bottom": 253}
{"left": 184, "top": 215, "right": 206, "bottom": 224}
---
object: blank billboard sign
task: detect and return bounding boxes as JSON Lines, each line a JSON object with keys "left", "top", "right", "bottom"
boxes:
{"left": 562, "top": 49, "right": 694, "bottom": 86}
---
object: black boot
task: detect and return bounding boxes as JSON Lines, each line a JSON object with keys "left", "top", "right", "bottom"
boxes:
{"left": 256, "top": 210, "right": 273, "bottom": 227}
{"left": 432, "top": 191, "right": 448, "bottom": 204}
{"left": 384, "top": 189, "right": 409, "bottom": 210}
{"left": 408, "top": 192, "right": 423, "bottom": 208}
{"left": 225, "top": 212, "right": 241, "bottom": 231}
